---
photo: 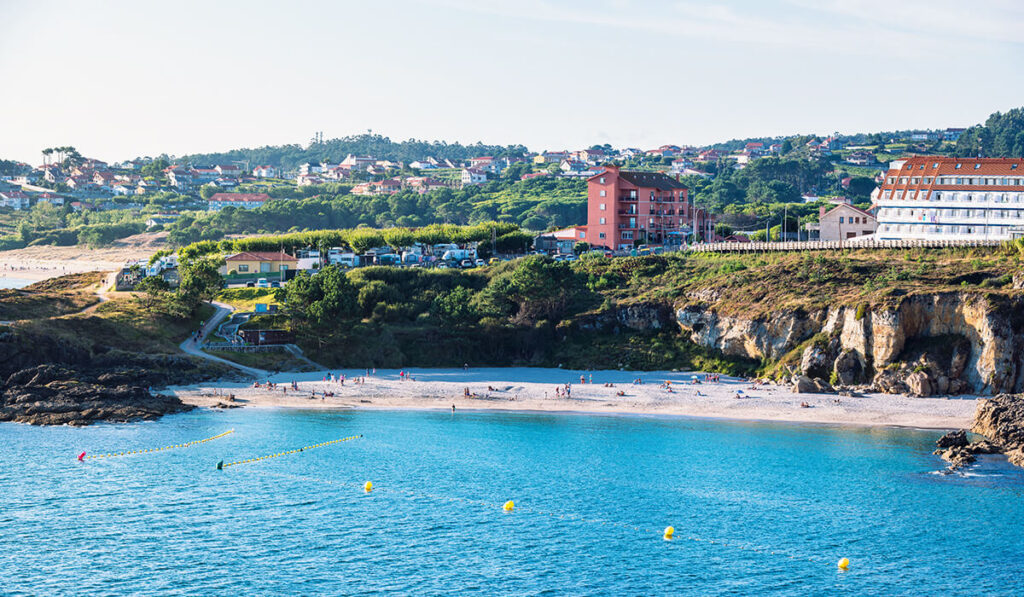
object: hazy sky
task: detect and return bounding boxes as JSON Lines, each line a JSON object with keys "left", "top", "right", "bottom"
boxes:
{"left": 2, "top": 0, "right": 1022, "bottom": 164}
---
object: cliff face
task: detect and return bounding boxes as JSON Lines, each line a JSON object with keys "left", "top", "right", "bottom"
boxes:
{"left": 676, "top": 292, "right": 1024, "bottom": 395}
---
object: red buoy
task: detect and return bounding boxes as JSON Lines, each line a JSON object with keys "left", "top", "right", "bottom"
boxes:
{"left": 78, "top": 452, "right": 86, "bottom": 461}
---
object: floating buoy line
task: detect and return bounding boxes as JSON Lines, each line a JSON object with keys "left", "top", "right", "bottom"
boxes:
{"left": 236, "top": 467, "right": 850, "bottom": 571}
{"left": 216, "top": 435, "right": 362, "bottom": 470}
{"left": 77, "top": 429, "right": 235, "bottom": 461}
{"left": 78, "top": 429, "right": 851, "bottom": 571}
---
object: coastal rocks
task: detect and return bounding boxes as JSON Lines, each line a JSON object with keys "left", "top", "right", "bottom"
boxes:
{"left": 1, "top": 364, "right": 193, "bottom": 426}
{"left": 676, "top": 292, "right": 1024, "bottom": 395}
{"left": 933, "top": 429, "right": 1002, "bottom": 469}
{"left": 905, "top": 371, "right": 933, "bottom": 397}
{"left": 800, "top": 344, "right": 832, "bottom": 380}
{"left": 971, "top": 393, "right": 1024, "bottom": 467}
{"left": 791, "top": 375, "right": 833, "bottom": 394}
{"left": 833, "top": 348, "right": 866, "bottom": 386}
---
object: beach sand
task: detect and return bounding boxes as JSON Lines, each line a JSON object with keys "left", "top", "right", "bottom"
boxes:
{"left": 168, "top": 367, "right": 978, "bottom": 430}
{"left": 0, "top": 232, "right": 166, "bottom": 283}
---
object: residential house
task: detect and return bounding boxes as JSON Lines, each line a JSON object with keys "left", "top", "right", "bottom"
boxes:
{"left": 70, "top": 201, "right": 96, "bottom": 212}
{"left": 207, "top": 192, "right": 270, "bottom": 211}
{"left": 166, "top": 168, "right": 195, "bottom": 190}
{"left": 340, "top": 155, "right": 375, "bottom": 170}
{"left": 847, "top": 151, "right": 877, "bottom": 166}
{"left": 408, "top": 160, "right": 437, "bottom": 170}
{"left": 944, "top": 128, "right": 966, "bottom": 142}
{"left": 405, "top": 177, "right": 447, "bottom": 194}
{"left": 253, "top": 165, "right": 278, "bottom": 178}
{"left": 93, "top": 171, "right": 116, "bottom": 187}
{"left": 0, "top": 191, "right": 30, "bottom": 210}
{"left": 586, "top": 165, "right": 697, "bottom": 251}
{"left": 805, "top": 203, "right": 877, "bottom": 241}
{"left": 534, "top": 151, "right": 569, "bottom": 164}
{"left": 461, "top": 168, "right": 488, "bottom": 186}
{"left": 296, "top": 174, "right": 325, "bottom": 186}
{"left": 215, "top": 164, "right": 241, "bottom": 178}
{"left": 744, "top": 142, "right": 764, "bottom": 156}
{"left": 37, "top": 194, "right": 65, "bottom": 206}
{"left": 221, "top": 251, "right": 298, "bottom": 276}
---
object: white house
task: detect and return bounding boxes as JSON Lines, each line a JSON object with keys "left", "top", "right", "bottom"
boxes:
{"left": 207, "top": 192, "right": 270, "bottom": 211}
{"left": 253, "top": 165, "right": 278, "bottom": 178}
{"left": 461, "top": 168, "right": 487, "bottom": 186}
{"left": 0, "top": 191, "right": 30, "bottom": 210}
{"left": 805, "top": 203, "right": 877, "bottom": 241}
{"left": 215, "top": 164, "right": 242, "bottom": 178}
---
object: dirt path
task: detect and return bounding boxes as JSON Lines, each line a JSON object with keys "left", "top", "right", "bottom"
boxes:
{"left": 178, "top": 302, "right": 269, "bottom": 378}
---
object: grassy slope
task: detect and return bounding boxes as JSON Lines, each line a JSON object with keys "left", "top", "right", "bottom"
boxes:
{"left": 0, "top": 271, "right": 105, "bottom": 320}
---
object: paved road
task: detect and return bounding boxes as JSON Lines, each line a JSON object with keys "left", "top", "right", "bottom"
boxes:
{"left": 178, "top": 301, "right": 269, "bottom": 378}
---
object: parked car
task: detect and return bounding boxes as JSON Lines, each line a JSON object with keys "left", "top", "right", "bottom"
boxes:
{"left": 488, "top": 257, "right": 501, "bottom": 265}
{"left": 270, "top": 281, "right": 281, "bottom": 288}
{"left": 474, "top": 258, "right": 485, "bottom": 267}
{"left": 459, "top": 259, "right": 474, "bottom": 268}
{"left": 436, "top": 262, "right": 449, "bottom": 269}
{"left": 245, "top": 281, "right": 256, "bottom": 287}
{"left": 256, "top": 278, "right": 270, "bottom": 288}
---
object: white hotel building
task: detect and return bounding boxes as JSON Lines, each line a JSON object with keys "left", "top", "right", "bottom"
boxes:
{"left": 872, "top": 157, "right": 1024, "bottom": 241}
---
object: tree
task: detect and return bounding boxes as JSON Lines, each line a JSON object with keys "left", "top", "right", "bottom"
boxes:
{"left": 714, "top": 223, "right": 733, "bottom": 237}
{"left": 431, "top": 286, "right": 477, "bottom": 325}
{"left": 200, "top": 185, "right": 219, "bottom": 200}
{"left": 178, "top": 257, "right": 225, "bottom": 307}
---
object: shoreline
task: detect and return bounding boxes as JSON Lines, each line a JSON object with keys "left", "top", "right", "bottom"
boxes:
{"left": 166, "top": 367, "right": 978, "bottom": 431}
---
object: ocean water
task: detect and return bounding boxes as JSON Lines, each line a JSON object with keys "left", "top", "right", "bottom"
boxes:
{"left": 1, "top": 409, "right": 1022, "bottom": 595}
{"left": 0, "top": 277, "right": 33, "bottom": 289}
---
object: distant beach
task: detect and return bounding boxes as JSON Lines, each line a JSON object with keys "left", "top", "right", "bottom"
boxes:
{"left": 169, "top": 367, "right": 978, "bottom": 430}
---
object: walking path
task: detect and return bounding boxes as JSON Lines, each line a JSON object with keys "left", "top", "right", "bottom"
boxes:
{"left": 178, "top": 301, "right": 269, "bottom": 378}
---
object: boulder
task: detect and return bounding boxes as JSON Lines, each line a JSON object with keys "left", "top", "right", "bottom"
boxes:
{"left": 800, "top": 344, "right": 831, "bottom": 379}
{"left": 811, "top": 378, "right": 834, "bottom": 393}
{"left": 905, "top": 371, "right": 932, "bottom": 397}
{"left": 832, "top": 349, "right": 865, "bottom": 386}
{"left": 791, "top": 375, "right": 816, "bottom": 394}
{"left": 935, "top": 375, "right": 950, "bottom": 395}
{"left": 936, "top": 429, "right": 968, "bottom": 449}
{"left": 972, "top": 393, "right": 1024, "bottom": 454}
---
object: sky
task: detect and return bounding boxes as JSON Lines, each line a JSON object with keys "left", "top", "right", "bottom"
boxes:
{"left": 1, "top": 0, "right": 1023, "bottom": 164}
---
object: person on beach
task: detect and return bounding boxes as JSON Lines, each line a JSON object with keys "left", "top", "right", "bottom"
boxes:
{"left": 452, "top": 404, "right": 456, "bottom": 412}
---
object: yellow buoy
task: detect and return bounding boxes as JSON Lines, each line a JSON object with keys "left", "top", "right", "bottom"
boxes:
{"left": 663, "top": 526, "right": 675, "bottom": 540}
{"left": 503, "top": 500, "right": 515, "bottom": 512}
{"left": 838, "top": 557, "right": 850, "bottom": 571}
{"left": 364, "top": 481, "right": 373, "bottom": 492}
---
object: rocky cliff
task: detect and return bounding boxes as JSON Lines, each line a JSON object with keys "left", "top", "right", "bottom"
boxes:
{"left": 677, "top": 291, "right": 1024, "bottom": 395}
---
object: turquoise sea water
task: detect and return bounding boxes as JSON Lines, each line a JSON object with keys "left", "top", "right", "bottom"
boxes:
{"left": 0, "top": 277, "right": 32, "bottom": 289}
{"left": 2, "top": 409, "right": 1022, "bottom": 595}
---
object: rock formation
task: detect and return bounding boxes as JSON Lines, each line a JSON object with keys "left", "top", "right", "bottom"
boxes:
{"left": 971, "top": 393, "right": 1024, "bottom": 467}
{"left": 1, "top": 365, "right": 194, "bottom": 426}
{"left": 677, "top": 292, "right": 1023, "bottom": 395}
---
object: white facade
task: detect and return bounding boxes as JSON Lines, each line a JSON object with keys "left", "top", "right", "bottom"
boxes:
{"left": 873, "top": 192, "right": 1024, "bottom": 241}
{"left": 873, "top": 157, "right": 1024, "bottom": 241}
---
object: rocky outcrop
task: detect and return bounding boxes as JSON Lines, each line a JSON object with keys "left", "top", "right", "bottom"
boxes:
{"left": 971, "top": 393, "right": 1024, "bottom": 467}
{"left": 676, "top": 292, "right": 1024, "bottom": 395}
{"left": 933, "top": 429, "right": 1001, "bottom": 469}
{"left": 791, "top": 375, "right": 833, "bottom": 394}
{"left": 1, "top": 365, "right": 193, "bottom": 426}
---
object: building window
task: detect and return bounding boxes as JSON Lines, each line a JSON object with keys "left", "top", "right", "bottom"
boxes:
{"left": 975, "top": 163, "right": 982, "bottom": 169}
{"left": 621, "top": 231, "right": 633, "bottom": 240}
{"left": 599, "top": 203, "right": 606, "bottom": 210}
{"left": 599, "top": 177, "right": 605, "bottom": 184}
{"left": 839, "top": 216, "right": 844, "bottom": 223}
{"left": 598, "top": 232, "right": 606, "bottom": 239}
{"left": 599, "top": 217, "right": 606, "bottom": 224}
{"left": 237, "top": 264, "right": 249, "bottom": 272}
{"left": 955, "top": 164, "right": 962, "bottom": 169}
{"left": 600, "top": 190, "right": 606, "bottom": 197}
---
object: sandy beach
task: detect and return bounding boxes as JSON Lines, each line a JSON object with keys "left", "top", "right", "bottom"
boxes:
{"left": 0, "top": 232, "right": 166, "bottom": 283}
{"left": 168, "top": 367, "right": 978, "bottom": 429}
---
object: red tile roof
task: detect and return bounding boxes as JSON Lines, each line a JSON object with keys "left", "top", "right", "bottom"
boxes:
{"left": 890, "top": 156, "right": 1024, "bottom": 177}
{"left": 225, "top": 251, "right": 296, "bottom": 262}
